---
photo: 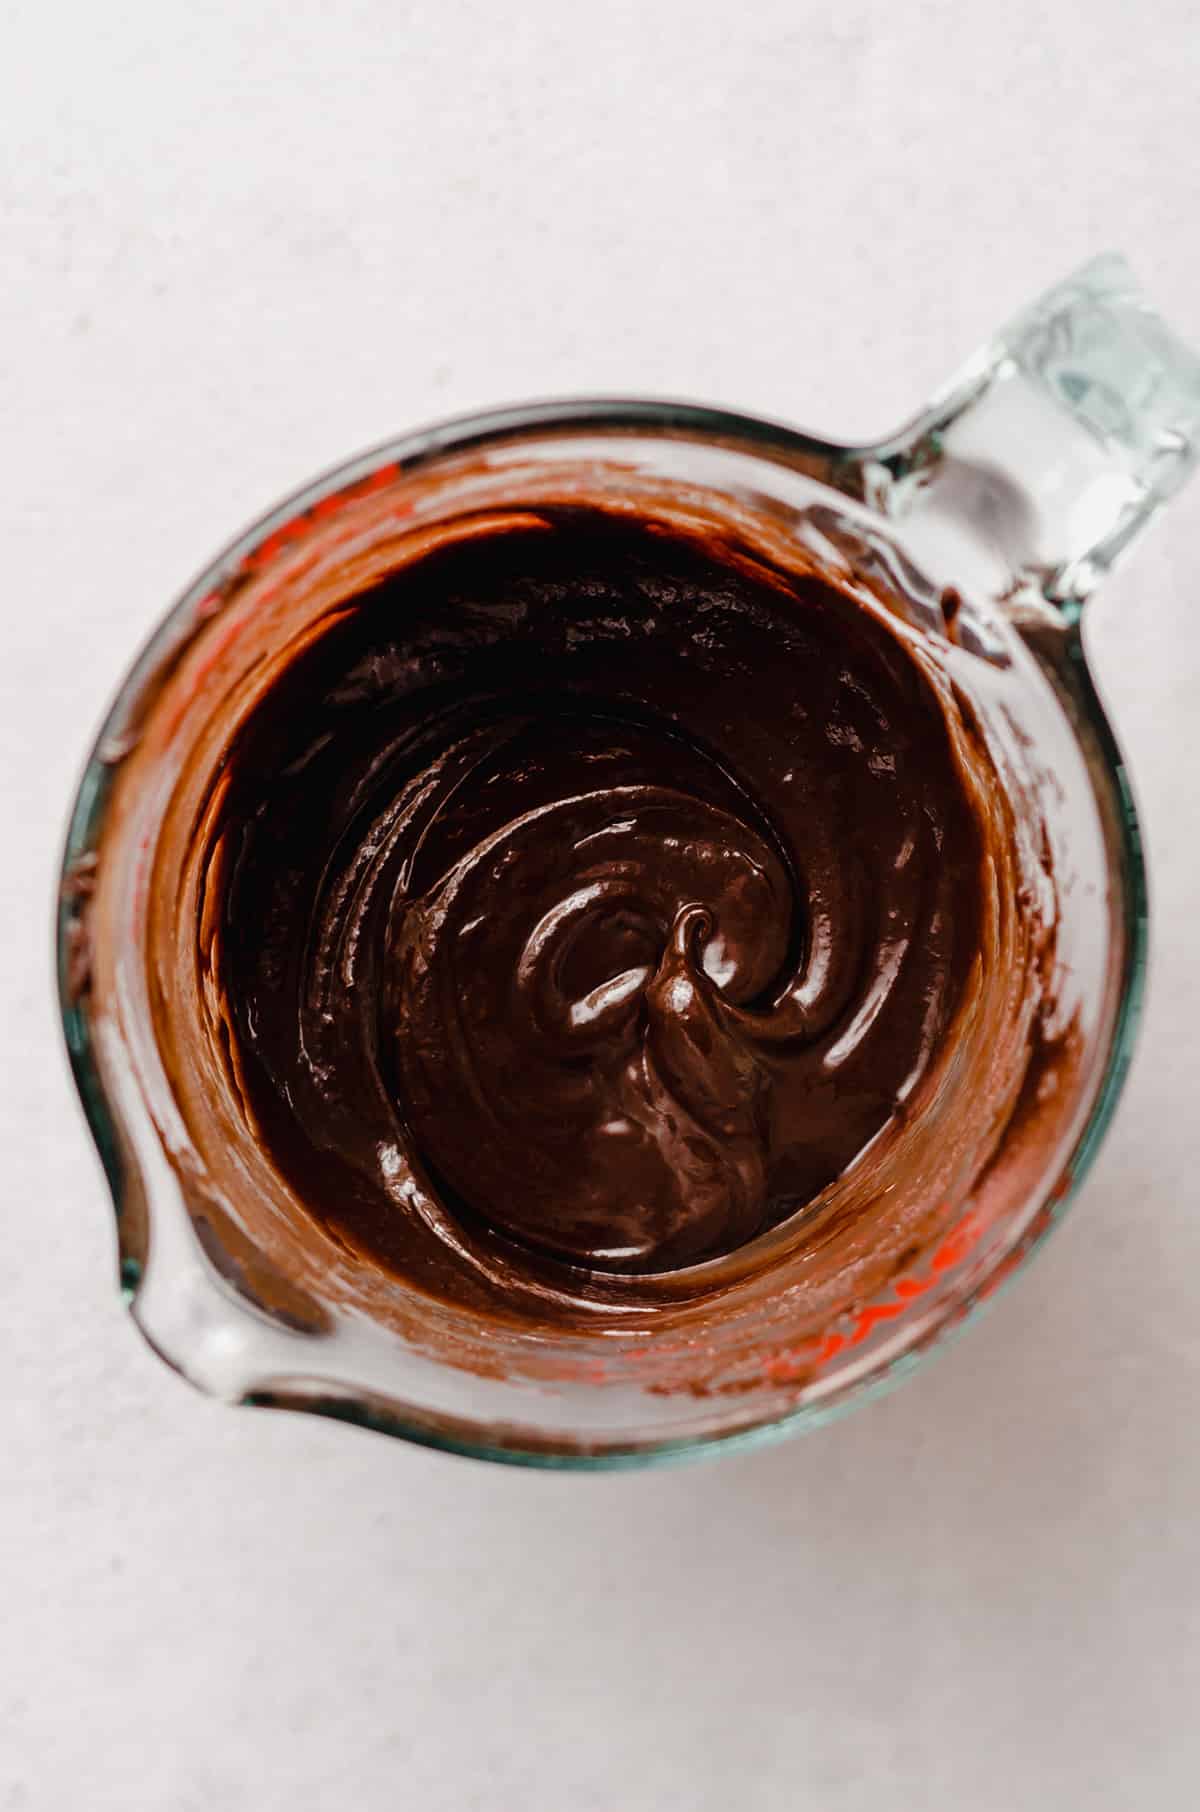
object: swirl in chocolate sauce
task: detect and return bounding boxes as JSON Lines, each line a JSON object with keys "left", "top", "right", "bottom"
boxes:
{"left": 213, "top": 511, "right": 983, "bottom": 1291}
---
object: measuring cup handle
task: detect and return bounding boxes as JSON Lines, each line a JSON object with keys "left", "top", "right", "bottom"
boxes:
{"left": 869, "top": 253, "right": 1200, "bottom": 621}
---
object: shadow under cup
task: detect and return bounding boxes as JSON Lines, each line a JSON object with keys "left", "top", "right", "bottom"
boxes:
{"left": 59, "top": 406, "right": 1138, "bottom": 1466}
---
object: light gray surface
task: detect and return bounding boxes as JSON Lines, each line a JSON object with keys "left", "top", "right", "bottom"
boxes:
{"left": 5, "top": 2, "right": 1200, "bottom": 1806}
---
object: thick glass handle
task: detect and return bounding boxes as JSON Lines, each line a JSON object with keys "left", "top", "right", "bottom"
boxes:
{"left": 867, "top": 253, "right": 1200, "bottom": 620}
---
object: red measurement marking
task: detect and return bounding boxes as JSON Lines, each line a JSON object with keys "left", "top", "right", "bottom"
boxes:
{"left": 239, "top": 463, "right": 405, "bottom": 574}
{"left": 344, "top": 461, "right": 401, "bottom": 502}
{"left": 801, "top": 1208, "right": 990, "bottom": 1377}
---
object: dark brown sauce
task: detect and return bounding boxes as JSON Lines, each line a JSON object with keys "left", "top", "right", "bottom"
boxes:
{"left": 210, "top": 511, "right": 984, "bottom": 1296}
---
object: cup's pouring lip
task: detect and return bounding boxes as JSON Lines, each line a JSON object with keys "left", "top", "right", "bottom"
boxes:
{"left": 54, "top": 400, "right": 1149, "bottom": 1470}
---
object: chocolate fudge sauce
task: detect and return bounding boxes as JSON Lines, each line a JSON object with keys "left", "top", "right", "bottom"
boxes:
{"left": 207, "top": 511, "right": 985, "bottom": 1296}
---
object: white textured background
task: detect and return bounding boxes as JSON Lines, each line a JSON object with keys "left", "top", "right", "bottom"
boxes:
{"left": 5, "top": 2, "right": 1200, "bottom": 1807}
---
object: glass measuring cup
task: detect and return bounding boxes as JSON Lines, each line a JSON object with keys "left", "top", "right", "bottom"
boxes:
{"left": 57, "top": 253, "right": 1200, "bottom": 1465}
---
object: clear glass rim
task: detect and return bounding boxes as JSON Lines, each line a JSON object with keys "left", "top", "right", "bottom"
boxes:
{"left": 54, "top": 397, "right": 1148, "bottom": 1470}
